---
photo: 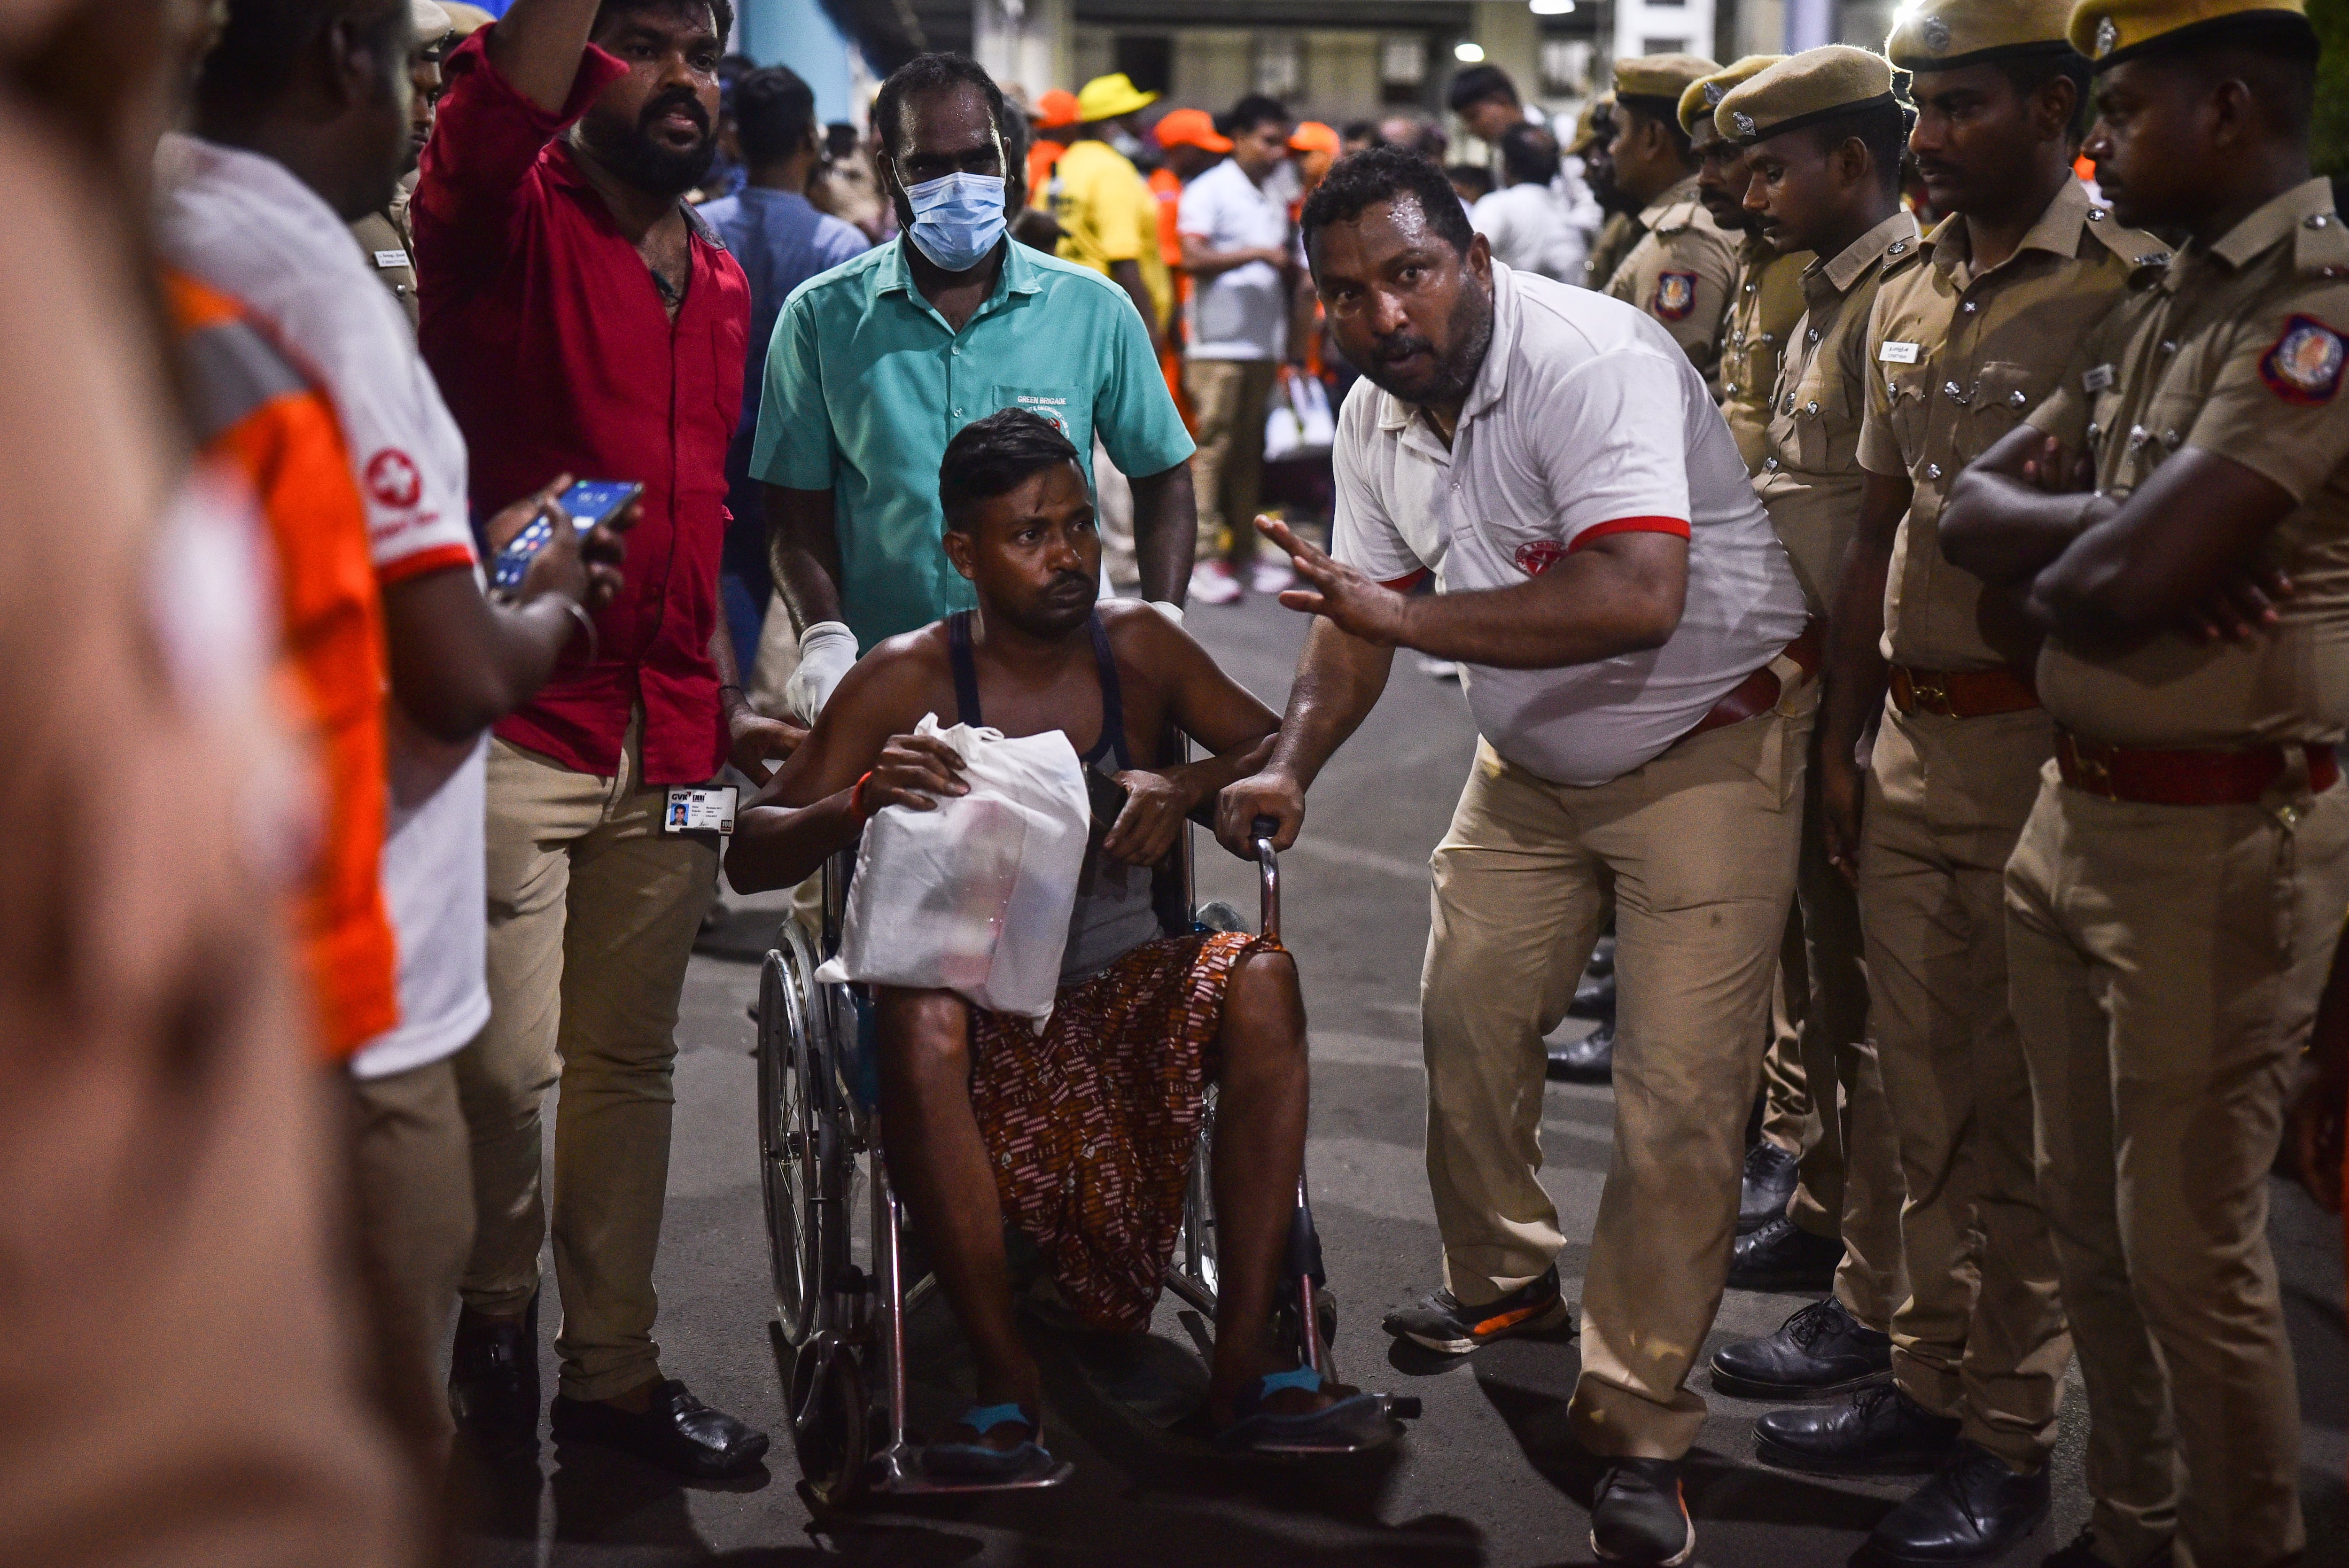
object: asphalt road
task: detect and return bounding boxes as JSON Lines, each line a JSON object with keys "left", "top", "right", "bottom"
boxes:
{"left": 451, "top": 590, "right": 2349, "bottom": 1568}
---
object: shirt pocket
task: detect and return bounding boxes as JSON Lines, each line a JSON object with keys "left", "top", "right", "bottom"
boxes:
{"left": 1788, "top": 377, "right": 1857, "bottom": 473}
{"left": 989, "top": 385, "right": 1094, "bottom": 456}
{"left": 1961, "top": 360, "right": 2058, "bottom": 458}
{"left": 1882, "top": 365, "right": 1934, "bottom": 464}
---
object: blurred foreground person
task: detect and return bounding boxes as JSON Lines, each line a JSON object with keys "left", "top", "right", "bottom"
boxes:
{"left": 0, "top": 0, "right": 412, "bottom": 1561}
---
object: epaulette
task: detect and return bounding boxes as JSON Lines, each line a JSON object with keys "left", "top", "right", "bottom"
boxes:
{"left": 1880, "top": 230, "right": 1926, "bottom": 278}
{"left": 2078, "top": 199, "right": 2169, "bottom": 283}
{"left": 2292, "top": 207, "right": 2349, "bottom": 281}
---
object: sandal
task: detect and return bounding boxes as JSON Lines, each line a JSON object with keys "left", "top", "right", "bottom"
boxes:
{"left": 920, "top": 1402, "right": 1054, "bottom": 1480}
{"left": 1214, "top": 1366, "right": 1395, "bottom": 1455}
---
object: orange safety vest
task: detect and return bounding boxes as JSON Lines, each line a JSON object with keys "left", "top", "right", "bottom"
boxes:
{"left": 164, "top": 269, "right": 400, "bottom": 1060}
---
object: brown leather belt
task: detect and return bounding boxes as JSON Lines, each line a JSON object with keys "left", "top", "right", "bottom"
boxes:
{"left": 1687, "top": 621, "right": 1824, "bottom": 740}
{"left": 1888, "top": 662, "right": 2040, "bottom": 719}
{"left": 2053, "top": 728, "right": 2341, "bottom": 806}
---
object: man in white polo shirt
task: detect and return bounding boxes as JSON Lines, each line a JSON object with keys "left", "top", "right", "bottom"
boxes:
{"left": 1223, "top": 147, "right": 1810, "bottom": 1566}
{"left": 1180, "top": 92, "right": 1298, "bottom": 604}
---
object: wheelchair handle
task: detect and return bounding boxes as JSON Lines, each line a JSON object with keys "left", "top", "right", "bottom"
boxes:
{"left": 1252, "top": 815, "right": 1279, "bottom": 942}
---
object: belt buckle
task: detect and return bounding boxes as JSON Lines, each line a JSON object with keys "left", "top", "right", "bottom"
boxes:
{"left": 2071, "top": 744, "right": 2116, "bottom": 799}
{"left": 1909, "top": 671, "right": 1950, "bottom": 714}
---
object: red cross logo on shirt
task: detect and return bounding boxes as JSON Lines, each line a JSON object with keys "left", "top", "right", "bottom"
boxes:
{"left": 365, "top": 448, "right": 423, "bottom": 510}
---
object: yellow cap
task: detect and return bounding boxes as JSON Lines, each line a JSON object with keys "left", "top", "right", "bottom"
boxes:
{"left": 440, "top": 1, "right": 493, "bottom": 35}
{"left": 1613, "top": 53, "right": 1725, "bottom": 114}
{"left": 1715, "top": 44, "right": 1899, "bottom": 145}
{"left": 1680, "top": 54, "right": 1785, "bottom": 138}
{"left": 1889, "top": 0, "right": 2078, "bottom": 68}
{"left": 1075, "top": 72, "right": 1159, "bottom": 124}
{"left": 2067, "top": 0, "right": 2311, "bottom": 67}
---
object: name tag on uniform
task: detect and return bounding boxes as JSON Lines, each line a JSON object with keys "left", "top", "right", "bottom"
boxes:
{"left": 2082, "top": 363, "right": 2117, "bottom": 393}
{"left": 1878, "top": 341, "right": 1921, "bottom": 365}
{"left": 373, "top": 248, "right": 411, "bottom": 269}
{"left": 662, "top": 786, "right": 737, "bottom": 835}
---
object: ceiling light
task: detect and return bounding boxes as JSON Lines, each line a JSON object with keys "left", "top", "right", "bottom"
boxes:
{"left": 1530, "top": 0, "right": 1576, "bottom": 11}
{"left": 1454, "top": 41, "right": 1486, "bottom": 62}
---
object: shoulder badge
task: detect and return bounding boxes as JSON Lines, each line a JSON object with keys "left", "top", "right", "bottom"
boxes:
{"left": 2093, "top": 15, "right": 2119, "bottom": 55}
{"left": 2259, "top": 314, "right": 2349, "bottom": 406}
{"left": 1921, "top": 15, "right": 1952, "bottom": 52}
{"left": 1654, "top": 271, "right": 1699, "bottom": 321}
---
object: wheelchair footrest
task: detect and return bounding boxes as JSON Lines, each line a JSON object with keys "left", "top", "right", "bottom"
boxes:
{"left": 863, "top": 1442, "right": 1073, "bottom": 1495}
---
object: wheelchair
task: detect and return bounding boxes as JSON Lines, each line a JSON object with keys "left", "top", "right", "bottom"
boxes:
{"left": 754, "top": 812, "right": 1412, "bottom": 1509}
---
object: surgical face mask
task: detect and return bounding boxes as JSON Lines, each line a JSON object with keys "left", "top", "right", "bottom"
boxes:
{"left": 895, "top": 168, "right": 1007, "bottom": 272}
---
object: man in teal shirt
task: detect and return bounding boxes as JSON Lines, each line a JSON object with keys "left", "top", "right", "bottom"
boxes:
{"left": 754, "top": 52, "right": 1197, "bottom": 721}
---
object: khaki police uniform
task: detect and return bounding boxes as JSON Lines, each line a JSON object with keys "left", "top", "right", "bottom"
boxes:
{"left": 1721, "top": 236, "right": 1812, "bottom": 473}
{"left": 1605, "top": 176, "right": 1738, "bottom": 384}
{"left": 1758, "top": 206, "right": 1922, "bottom": 1329}
{"left": 2009, "top": 167, "right": 2349, "bottom": 1566}
{"left": 1858, "top": 171, "right": 2169, "bottom": 1482}
{"left": 351, "top": 186, "right": 420, "bottom": 334}
{"left": 1584, "top": 209, "right": 1642, "bottom": 293}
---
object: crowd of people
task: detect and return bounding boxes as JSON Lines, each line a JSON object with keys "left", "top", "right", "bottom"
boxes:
{"left": 6, "top": 0, "right": 2349, "bottom": 1563}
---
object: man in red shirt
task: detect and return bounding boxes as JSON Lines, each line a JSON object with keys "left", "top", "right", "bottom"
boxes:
{"left": 414, "top": 0, "right": 787, "bottom": 1477}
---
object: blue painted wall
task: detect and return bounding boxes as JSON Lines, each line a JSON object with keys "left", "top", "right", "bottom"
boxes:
{"left": 737, "top": 0, "right": 857, "bottom": 124}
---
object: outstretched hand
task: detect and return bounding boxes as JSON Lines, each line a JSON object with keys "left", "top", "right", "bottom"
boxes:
{"left": 1255, "top": 516, "right": 1412, "bottom": 646}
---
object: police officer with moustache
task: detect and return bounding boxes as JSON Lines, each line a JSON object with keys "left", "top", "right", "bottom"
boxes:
{"left": 1942, "top": 1, "right": 2348, "bottom": 1560}
{"left": 1680, "top": 54, "right": 1825, "bottom": 1243}
{"left": 1574, "top": 95, "right": 1641, "bottom": 292}
{"left": 350, "top": 0, "right": 455, "bottom": 331}
{"left": 1699, "top": 46, "right": 1917, "bottom": 1346}
{"left": 1746, "top": 4, "right": 2172, "bottom": 1562}
{"left": 1603, "top": 56, "right": 1740, "bottom": 383}
{"left": 1687, "top": 55, "right": 1807, "bottom": 473}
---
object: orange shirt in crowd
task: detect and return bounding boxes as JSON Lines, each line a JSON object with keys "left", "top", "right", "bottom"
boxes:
{"left": 1027, "top": 136, "right": 1066, "bottom": 209}
{"left": 164, "top": 270, "right": 399, "bottom": 1059}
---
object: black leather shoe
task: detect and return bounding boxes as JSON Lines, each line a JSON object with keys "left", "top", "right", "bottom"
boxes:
{"left": 549, "top": 1379, "right": 770, "bottom": 1479}
{"left": 1728, "top": 1216, "right": 1844, "bottom": 1291}
{"left": 1548, "top": 1018, "right": 1614, "bottom": 1081}
{"left": 449, "top": 1293, "right": 540, "bottom": 1450}
{"left": 1864, "top": 1443, "right": 2049, "bottom": 1564}
{"left": 1571, "top": 970, "right": 1617, "bottom": 1019}
{"left": 1738, "top": 1141, "right": 1799, "bottom": 1233}
{"left": 1754, "top": 1382, "right": 1960, "bottom": 1475}
{"left": 1710, "top": 1296, "right": 1891, "bottom": 1398}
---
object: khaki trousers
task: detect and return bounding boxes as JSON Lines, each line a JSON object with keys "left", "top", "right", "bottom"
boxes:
{"left": 2006, "top": 760, "right": 2349, "bottom": 1566}
{"left": 1182, "top": 357, "right": 1278, "bottom": 561}
{"left": 1782, "top": 764, "right": 1906, "bottom": 1332}
{"left": 1858, "top": 702, "right": 2072, "bottom": 1471}
{"left": 1422, "top": 689, "right": 1810, "bottom": 1459}
{"left": 455, "top": 726, "right": 718, "bottom": 1401}
{"left": 345, "top": 1057, "right": 473, "bottom": 1493}
{"left": 1759, "top": 1006, "right": 1812, "bottom": 1156}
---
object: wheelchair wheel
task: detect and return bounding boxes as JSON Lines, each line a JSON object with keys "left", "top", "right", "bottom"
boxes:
{"left": 1173, "top": 1090, "right": 1220, "bottom": 1304}
{"left": 758, "top": 924, "right": 834, "bottom": 1347}
{"left": 789, "top": 1331, "right": 870, "bottom": 1510}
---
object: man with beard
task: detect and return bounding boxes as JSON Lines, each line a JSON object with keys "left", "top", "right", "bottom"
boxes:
{"left": 1225, "top": 149, "right": 1811, "bottom": 1565}
{"left": 1943, "top": 0, "right": 2346, "bottom": 1558}
{"left": 1685, "top": 55, "right": 1803, "bottom": 471}
{"left": 1575, "top": 95, "right": 1641, "bottom": 290}
{"left": 1602, "top": 55, "right": 1739, "bottom": 383}
{"left": 351, "top": 0, "right": 453, "bottom": 331}
{"left": 1754, "top": 5, "right": 2172, "bottom": 1561}
{"left": 754, "top": 53, "right": 1195, "bottom": 722}
{"left": 414, "top": 0, "right": 787, "bottom": 1477}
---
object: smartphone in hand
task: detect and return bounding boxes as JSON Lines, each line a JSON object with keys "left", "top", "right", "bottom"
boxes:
{"left": 489, "top": 480, "right": 642, "bottom": 593}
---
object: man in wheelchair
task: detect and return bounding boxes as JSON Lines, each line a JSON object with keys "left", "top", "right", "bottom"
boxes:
{"left": 727, "top": 409, "right": 1381, "bottom": 1473}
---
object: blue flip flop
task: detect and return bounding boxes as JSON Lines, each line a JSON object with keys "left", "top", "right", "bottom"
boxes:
{"left": 1214, "top": 1367, "right": 1396, "bottom": 1454}
{"left": 920, "top": 1402, "right": 1055, "bottom": 1480}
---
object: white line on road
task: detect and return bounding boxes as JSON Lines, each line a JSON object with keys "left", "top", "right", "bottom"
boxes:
{"left": 1285, "top": 834, "right": 1431, "bottom": 882}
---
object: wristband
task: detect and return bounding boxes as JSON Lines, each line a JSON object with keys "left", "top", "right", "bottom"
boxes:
{"left": 556, "top": 597, "right": 599, "bottom": 665}
{"left": 849, "top": 769, "right": 876, "bottom": 823}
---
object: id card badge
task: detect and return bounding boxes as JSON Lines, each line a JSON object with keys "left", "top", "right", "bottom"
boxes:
{"left": 662, "top": 786, "right": 737, "bottom": 835}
